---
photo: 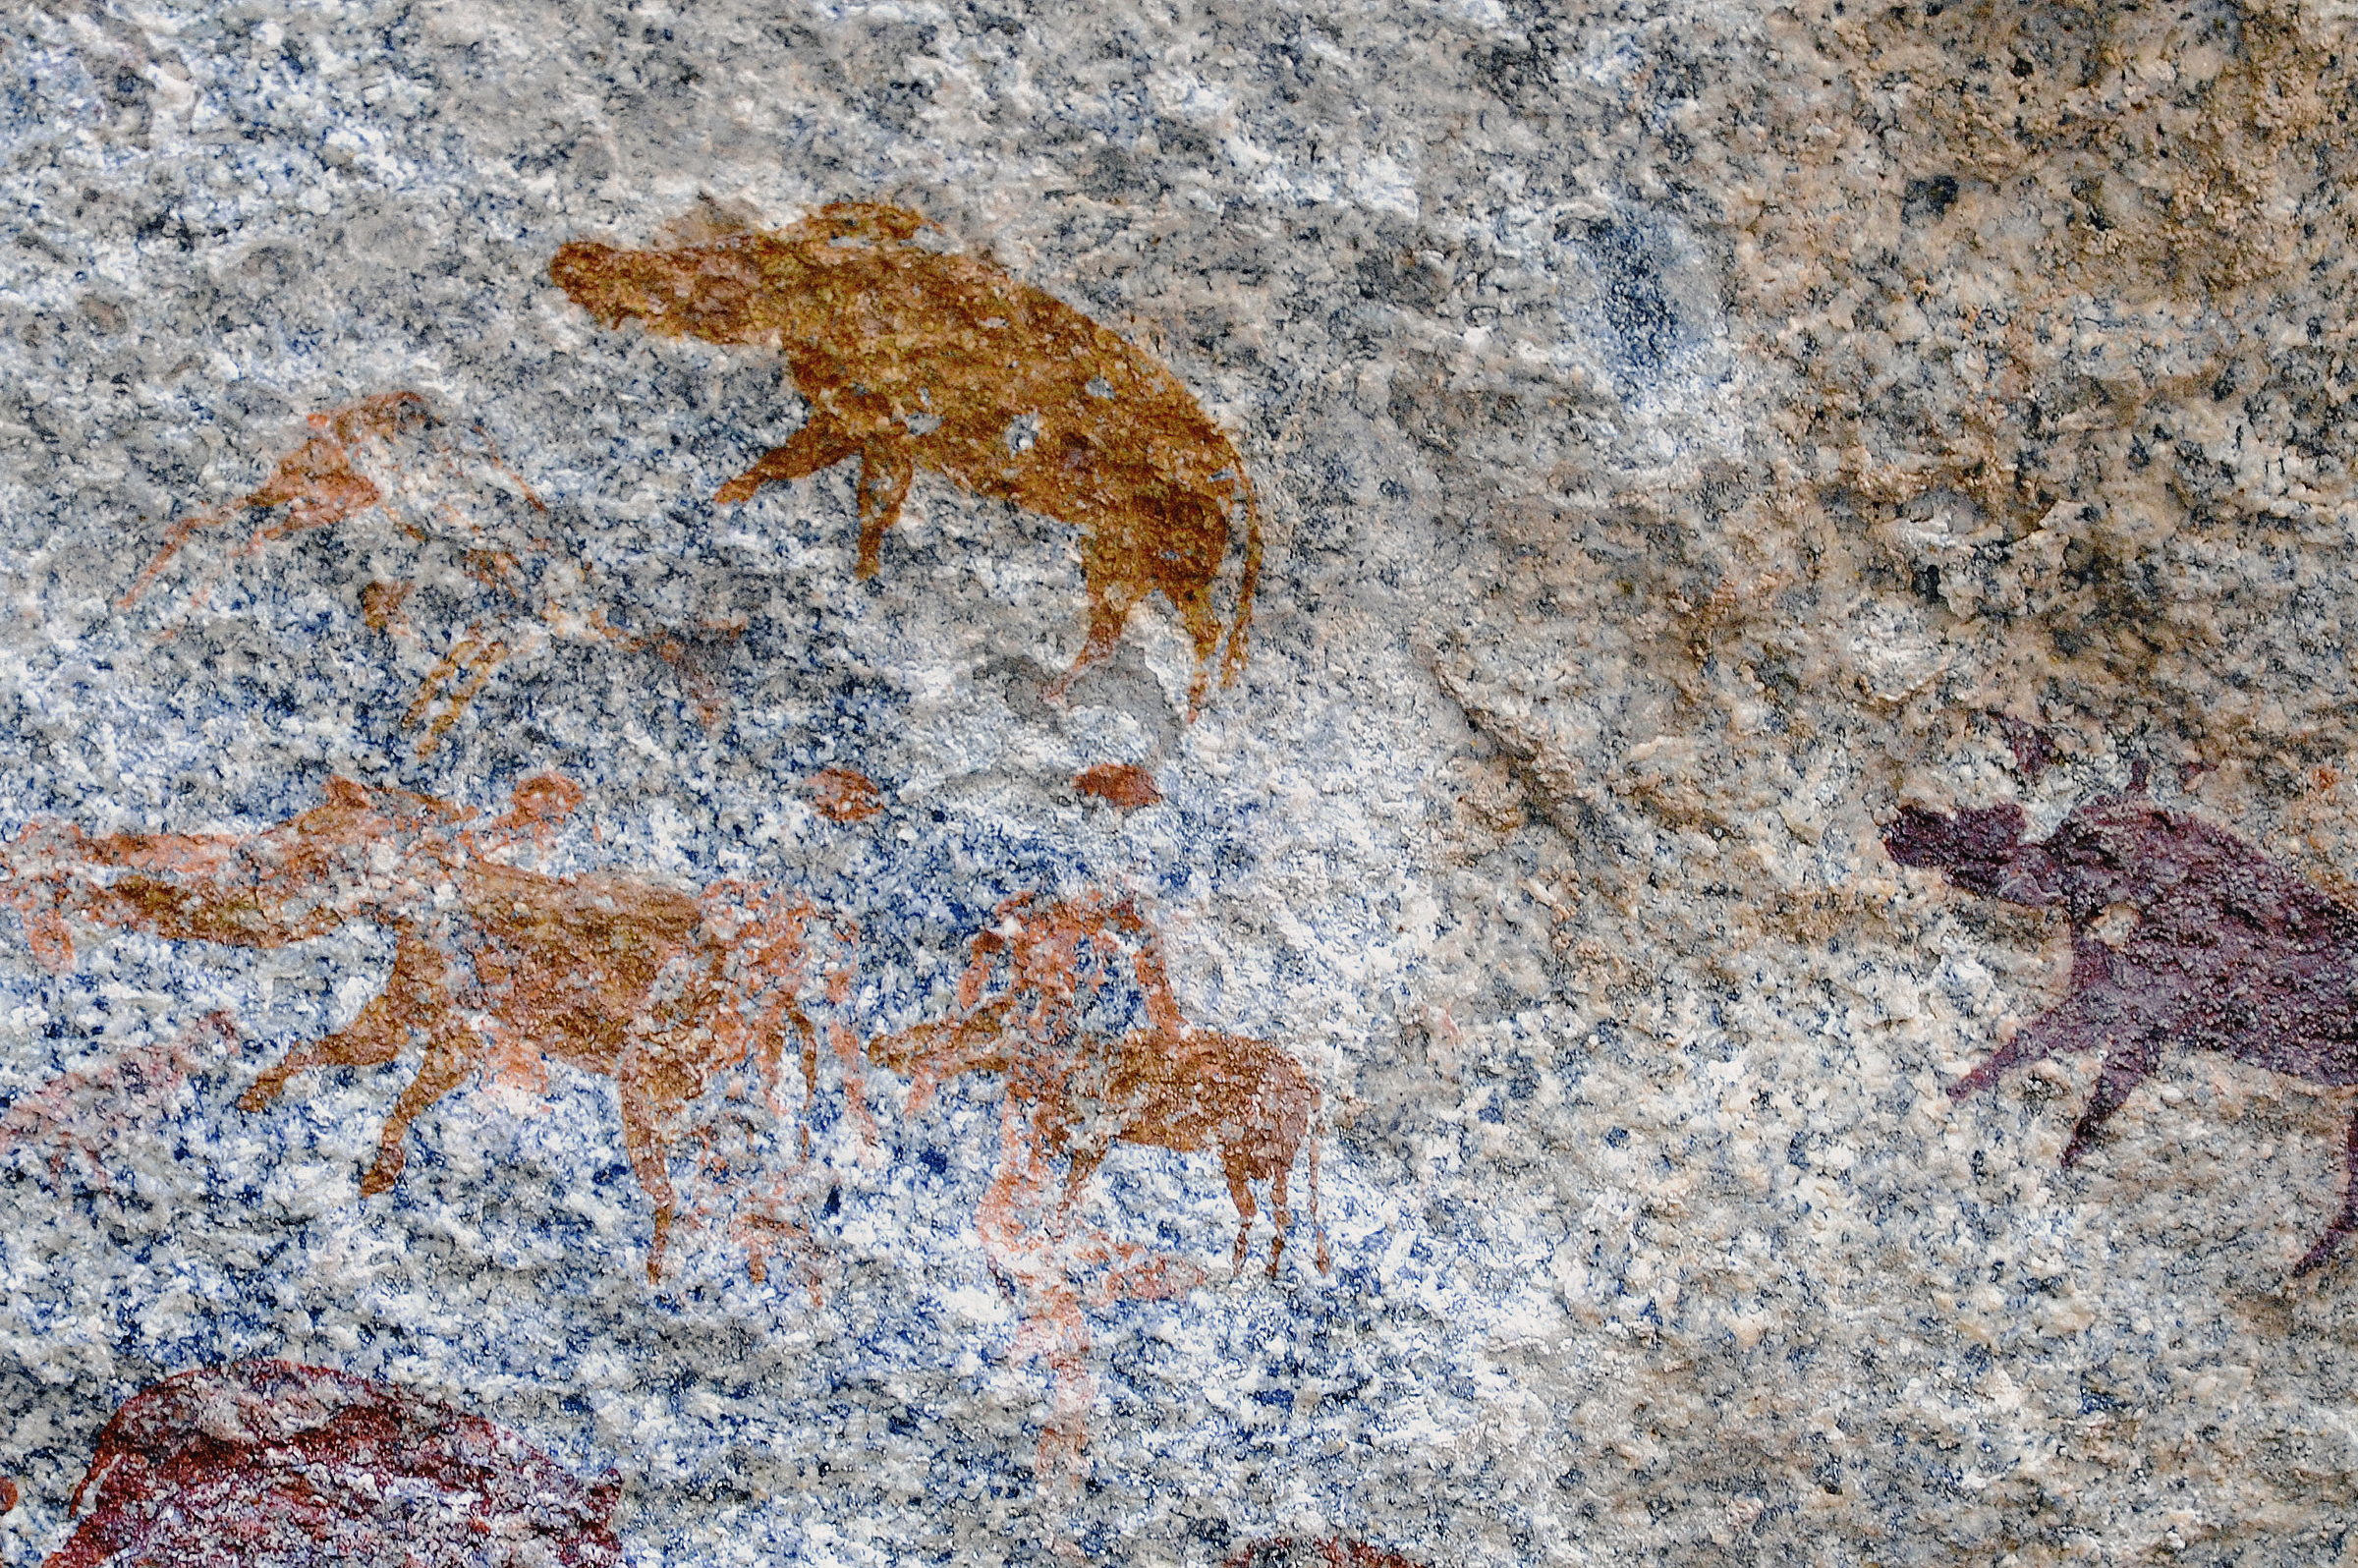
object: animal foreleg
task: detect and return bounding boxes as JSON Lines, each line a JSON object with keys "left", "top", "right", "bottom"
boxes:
{"left": 1220, "top": 1151, "right": 1261, "bottom": 1280}
{"left": 1948, "top": 978, "right": 2121, "bottom": 1100}
{"left": 852, "top": 442, "right": 915, "bottom": 580}
{"left": 239, "top": 934, "right": 453, "bottom": 1111}
{"left": 712, "top": 418, "right": 862, "bottom": 508}
{"left": 358, "top": 1019, "right": 479, "bottom": 1197}
{"left": 2294, "top": 1108, "right": 2358, "bottom": 1277}
{"left": 2058, "top": 1038, "right": 2159, "bottom": 1170}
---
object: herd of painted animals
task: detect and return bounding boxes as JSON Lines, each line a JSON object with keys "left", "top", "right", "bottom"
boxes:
{"left": 2, "top": 200, "right": 2354, "bottom": 1560}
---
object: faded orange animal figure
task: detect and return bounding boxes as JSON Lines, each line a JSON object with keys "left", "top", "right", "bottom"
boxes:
{"left": 121, "top": 390, "right": 736, "bottom": 754}
{"left": 0, "top": 1012, "right": 240, "bottom": 1198}
{"left": 1, "top": 777, "right": 860, "bottom": 1282}
{"left": 549, "top": 203, "right": 1263, "bottom": 715}
{"left": 870, "top": 891, "right": 1327, "bottom": 1278}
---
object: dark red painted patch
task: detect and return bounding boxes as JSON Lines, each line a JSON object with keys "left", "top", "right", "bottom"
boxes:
{"left": 1886, "top": 787, "right": 2358, "bottom": 1274}
{"left": 1, "top": 1476, "right": 18, "bottom": 1513}
{"left": 1074, "top": 762, "right": 1161, "bottom": 811}
{"left": 1222, "top": 1540, "right": 1429, "bottom": 1568}
{"left": 44, "top": 1361, "right": 619, "bottom": 1568}
{"left": 1986, "top": 709, "right": 2063, "bottom": 783}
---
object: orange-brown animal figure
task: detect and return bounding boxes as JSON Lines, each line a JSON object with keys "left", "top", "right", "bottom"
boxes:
{"left": 870, "top": 891, "right": 1326, "bottom": 1277}
{"left": 549, "top": 203, "right": 1263, "bottom": 715}
{"left": 1, "top": 777, "right": 856, "bottom": 1281}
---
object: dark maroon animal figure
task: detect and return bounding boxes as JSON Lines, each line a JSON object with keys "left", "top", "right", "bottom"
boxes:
{"left": 1885, "top": 789, "right": 2358, "bottom": 1274}
{"left": 44, "top": 1360, "right": 620, "bottom": 1567}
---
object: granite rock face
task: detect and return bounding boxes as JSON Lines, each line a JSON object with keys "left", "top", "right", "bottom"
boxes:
{"left": 4, "top": 0, "right": 2358, "bottom": 1563}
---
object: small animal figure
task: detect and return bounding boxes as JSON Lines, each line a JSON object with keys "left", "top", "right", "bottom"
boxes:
{"left": 870, "top": 891, "right": 1326, "bottom": 1277}
{"left": 1885, "top": 785, "right": 2358, "bottom": 1274}
{"left": 2, "top": 776, "right": 858, "bottom": 1281}
{"left": 45, "top": 1360, "right": 620, "bottom": 1568}
{"left": 121, "top": 390, "right": 736, "bottom": 754}
{"left": 549, "top": 202, "right": 1263, "bottom": 715}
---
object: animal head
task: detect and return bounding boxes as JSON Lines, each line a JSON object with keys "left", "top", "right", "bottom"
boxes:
{"left": 549, "top": 235, "right": 784, "bottom": 345}
{"left": 1882, "top": 802, "right": 2038, "bottom": 899}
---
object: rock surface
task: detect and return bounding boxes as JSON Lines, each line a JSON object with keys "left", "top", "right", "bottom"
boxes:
{"left": 5, "top": 0, "right": 2358, "bottom": 1563}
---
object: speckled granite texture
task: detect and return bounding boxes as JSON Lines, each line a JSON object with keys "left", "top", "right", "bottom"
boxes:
{"left": 7, "top": 1, "right": 2358, "bottom": 1563}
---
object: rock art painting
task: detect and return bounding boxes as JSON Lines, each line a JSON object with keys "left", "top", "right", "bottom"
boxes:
{"left": 1885, "top": 780, "right": 2358, "bottom": 1273}
{"left": 42, "top": 1360, "right": 620, "bottom": 1568}
{"left": 870, "top": 890, "right": 1323, "bottom": 1495}
{"left": 1, "top": 775, "right": 860, "bottom": 1282}
{"left": 0, "top": 1011, "right": 239, "bottom": 1200}
{"left": 120, "top": 390, "right": 737, "bottom": 754}
{"left": 549, "top": 202, "right": 1263, "bottom": 714}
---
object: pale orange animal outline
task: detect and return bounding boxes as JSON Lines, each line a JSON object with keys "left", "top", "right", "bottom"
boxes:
{"left": 121, "top": 390, "right": 733, "bottom": 755}
{"left": 549, "top": 202, "right": 1264, "bottom": 716}
{"left": 1, "top": 775, "right": 863, "bottom": 1282}
{"left": 870, "top": 890, "right": 1327, "bottom": 1279}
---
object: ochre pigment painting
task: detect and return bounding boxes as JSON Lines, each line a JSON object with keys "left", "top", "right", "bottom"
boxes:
{"left": 15, "top": 2, "right": 2358, "bottom": 1565}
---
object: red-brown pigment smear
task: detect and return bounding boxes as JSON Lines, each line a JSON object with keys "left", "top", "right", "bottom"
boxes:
{"left": 1073, "top": 761, "right": 1161, "bottom": 811}
{"left": 2, "top": 777, "right": 864, "bottom": 1285}
{"left": 1887, "top": 762, "right": 2358, "bottom": 1275}
{"left": 869, "top": 891, "right": 1325, "bottom": 1497}
{"left": 1223, "top": 1540, "right": 1432, "bottom": 1568}
{"left": 121, "top": 390, "right": 739, "bottom": 755}
{"left": 0, "top": 1012, "right": 239, "bottom": 1198}
{"left": 44, "top": 1361, "right": 619, "bottom": 1568}
{"left": 808, "top": 764, "right": 884, "bottom": 823}
{"left": 0, "top": 1476, "right": 17, "bottom": 1514}
{"left": 550, "top": 202, "right": 1263, "bottom": 717}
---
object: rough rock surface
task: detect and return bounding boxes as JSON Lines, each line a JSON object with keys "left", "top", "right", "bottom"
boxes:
{"left": 4, "top": 0, "right": 2358, "bottom": 1563}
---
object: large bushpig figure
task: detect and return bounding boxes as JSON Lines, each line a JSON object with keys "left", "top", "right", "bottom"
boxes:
{"left": 549, "top": 202, "right": 1262, "bottom": 715}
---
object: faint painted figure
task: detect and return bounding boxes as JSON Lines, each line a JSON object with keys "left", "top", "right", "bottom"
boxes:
{"left": 872, "top": 890, "right": 1326, "bottom": 1278}
{"left": 1, "top": 775, "right": 859, "bottom": 1281}
{"left": 1887, "top": 776, "right": 2358, "bottom": 1274}
{"left": 43, "top": 1360, "right": 619, "bottom": 1568}
{"left": 869, "top": 890, "right": 1323, "bottom": 1501}
{"left": 807, "top": 764, "right": 884, "bottom": 824}
{"left": 121, "top": 390, "right": 737, "bottom": 754}
{"left": 549, "top": 202, "right": 1263, "bottom": 714}
{"left": 0, "top": 1012, "right": 239, "bottom": 1199}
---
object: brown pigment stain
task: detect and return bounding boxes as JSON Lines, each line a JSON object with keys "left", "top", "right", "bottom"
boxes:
{"left": 45, "top": 1361, "right": 618, "bottom": 1568}
{"left": 121, "top": 390, "right": 738, "bottom": 755}
{"left": 1886, "top": 783, "right": 2358, "bottom": 1274}
{"left": 549, "top": 202, "right": 1263, "bottom": 715}
{"left": 808, "top": 764, "right": 884, "bottom": 823}
{"left": 0, "top": 1477, "right": 16, "bottom": 1514}
{"left": 3, "top": 777, "right": 861, "bottom": 1282}
{"left": 1073, "top": 761, "right": 1162, "bottom": 811}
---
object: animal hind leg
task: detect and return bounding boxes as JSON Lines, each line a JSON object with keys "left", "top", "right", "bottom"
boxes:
{"left": 2059, "top": 1038, "right": 2158, "bottom": 1169}
{"left": 1949, "top": 977, "right": 2120, "bottom": 1100}
{"left": 852, "top": 441, "right": 915, "bottom": 580}
{"left": 2294, "top": 1107, "right": 2358, "bottom": 1276}
{"left": 1267, "top": 1160, "right": 1293, "bottom": 1280}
